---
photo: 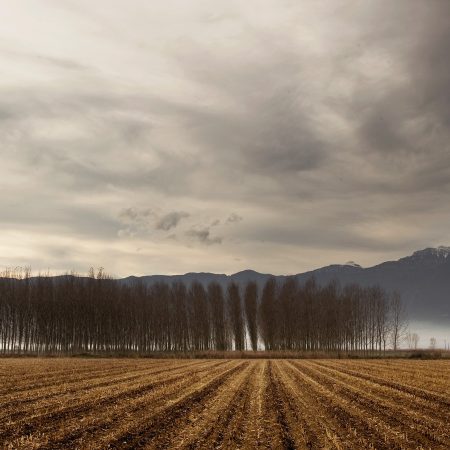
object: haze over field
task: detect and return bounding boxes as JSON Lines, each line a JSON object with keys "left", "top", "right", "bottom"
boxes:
{"left": 1, "top": 1, "right": 449, "bottom": 277}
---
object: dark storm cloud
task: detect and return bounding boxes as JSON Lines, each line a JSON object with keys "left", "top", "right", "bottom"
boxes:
{"left": 170, "top": 45, "right": 328, "bottom": 178}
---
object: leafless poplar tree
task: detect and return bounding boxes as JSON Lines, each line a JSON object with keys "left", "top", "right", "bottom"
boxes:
{"left": 244, "top": 281, "right": 258, "bottom": 351}
{"left": 389, "top": 291, "right": 408, "bottom": 351}
{"left": 0, "top": 268, "right": 409, "bottom": 355}
{"left": 227, "top": 282, "right": 245, "bottom": 351}
{"left": 208, "top": 282, "right": 229, "bottom": 351}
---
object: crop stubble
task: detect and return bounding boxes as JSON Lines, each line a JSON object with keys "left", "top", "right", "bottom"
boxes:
{"left": 1, "top": 359, "right": 449, "bottom": 449}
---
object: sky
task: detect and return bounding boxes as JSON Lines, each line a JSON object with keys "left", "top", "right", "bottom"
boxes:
{"left": 0, "top": 0, "right": 449, "bottom": 277}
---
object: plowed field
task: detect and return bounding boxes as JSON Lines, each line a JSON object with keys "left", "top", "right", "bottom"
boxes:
{"left": 1, "top": 359, "right": 449, "bottom": 449}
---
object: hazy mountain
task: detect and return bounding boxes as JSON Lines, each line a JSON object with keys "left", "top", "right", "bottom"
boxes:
{"left": 121, "top": 247, "right": 450, "bottom": 326}
{"left": 296, "top": 247, "right": 450, "bottom": 325}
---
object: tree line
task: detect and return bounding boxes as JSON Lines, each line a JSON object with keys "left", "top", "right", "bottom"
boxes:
{"left": 0, "top": 268, "right": 407, "bottom": 355}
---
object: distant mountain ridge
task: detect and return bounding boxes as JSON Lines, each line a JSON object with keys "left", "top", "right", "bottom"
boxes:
{"left": 121, "top": 247, "right": 450, "bottom": 325}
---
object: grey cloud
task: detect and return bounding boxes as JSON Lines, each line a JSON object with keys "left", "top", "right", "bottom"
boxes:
{"left": 1, "top": 1, "right": 449, "bottom": 275}
{"left": 117, "top": 207, "right": 154, "bottom": 237}
{"left": 156, "top": 211, "right": 190, "bottom": 231}
{"left": 118, "top": 208, "right": 190, "bottom": 238}
{"left": 117, "top": 228, "right": 135, "bottom": 238}
{"left": 172, "top": 53, "right": 327, "bottom": 179}
{"left": 0, "top": 181, "right": 120, "bottom": 241}
{"left": 345, "top": 4, "right": 450, "bottom": 166}
{"left": 186, "top": 228, "right": 223, "bottom": 246}
{"left": 119, "top": 207, "right": 154, "bottom": 221}
{"left": 226, "top": 213, "right": 243, "bottom": 224}
{"left": 0, "top": 89, "right": 161, "bottom": 194}
{"left": 205, "top": 4, "right": 447, "bottom": 195}
{"left": 0, "top": 48, "right": 92, "bottom": 72}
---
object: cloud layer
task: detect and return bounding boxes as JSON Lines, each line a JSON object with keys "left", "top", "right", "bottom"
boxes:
{"left": 0, "top": 1, "right": 449, "bottom": 276}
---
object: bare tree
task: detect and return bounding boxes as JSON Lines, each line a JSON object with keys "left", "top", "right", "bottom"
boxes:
{"left": 278, "top": 278, "right": 299, "bottom": 351}
{"left": 227, "top": 282, "right": 245, "bottom": 351}
{"left": 407, "top": 332, "right": 420, "bottom": 350}
{"left": 244, "top": 281, "right": 258, "bottom": 351}
{"left": 429, "top": 337, "right": 437, "bottom": 350}
{"left": 171, "top": 282, "right": 189, "bottom": 352}
{"left": 259, "top": 278, "right": 277, "bottom": 351}
{"left": 189, "top": 282, "right": 211, "bottom": 351}
{"left": 208, "top": 282, "right": 228, "bottom": 351}
{"left": 0, "top": 269, "right": 411, "bottom": 356}
{"left": 389, "top": 291, "right": 408, "bottom": 351}
{"left": 412, "top": 333, "right": 419, "bottom": 350}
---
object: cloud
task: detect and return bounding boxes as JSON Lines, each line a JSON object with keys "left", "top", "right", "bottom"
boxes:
{"left": 119, "top": 207, "right": 154, "bottom": 222}
{"left": 0, "top": 1, "right": 449, "bottom": 275}
{"left": 0, "top": 47, "right": 92, "bottom": 72}
{"left": 118, "top": 208, "right": 189, "bottom": 236}
{"left": 186, "top": 228, "right": 223, "bottom": 246}
{"left": 156, "top": 211, "right": 190, "bottom": 231}
{"left": 226, "top": 213, "right": 243, "bottom": 224}
{"left": 117, "top": 208, "right": 154, "bottom": 237}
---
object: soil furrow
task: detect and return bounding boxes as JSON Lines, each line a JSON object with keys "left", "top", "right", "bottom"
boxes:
{"left": 1, "top": 361, "right": 229, "bottom": 444}
{"left": 303, "top": 362, "right": 450, "bottom": 448}
{"left": 1, "top": 358, "right": 448, "bottom": 449}
{"left": 29, "top": 362, "right": 235, "bottom": 450}
{"left": 0, "top": 360, "right": 203, "bottom": 415}
{"left": 105, "top": 362, "right": 246, "bottom": 449}
{"left": 178, "top": 362, "right": 257, "bottom": 449}
{"left": 311, "top": 361, "right": 450, "bottom": 423}
{"left": 315, "top": 361, "right": 450, "bottom": 407}
{"left": 288, "top": 361, "right": 403, "bottom": 449}
{"left": 265, "top": 361, "right": 296, "bottom": 450}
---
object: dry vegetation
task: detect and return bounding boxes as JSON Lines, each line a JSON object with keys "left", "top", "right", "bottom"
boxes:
{"left": 1, "top": 359, "right": 449, "bottom": 449}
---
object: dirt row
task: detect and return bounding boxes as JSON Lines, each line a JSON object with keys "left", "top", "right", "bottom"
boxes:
{"left": 1, "top": 358, "right": 449, "bottom": 449}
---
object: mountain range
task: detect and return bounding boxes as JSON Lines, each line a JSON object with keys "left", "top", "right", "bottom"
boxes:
{"left": 122, "top": 247, "right": 450, "bottom": 326}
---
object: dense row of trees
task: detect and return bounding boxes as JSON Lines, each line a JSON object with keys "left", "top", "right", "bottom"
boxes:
{"left": 0, "top": 269, "right": 407, "bottom": 355}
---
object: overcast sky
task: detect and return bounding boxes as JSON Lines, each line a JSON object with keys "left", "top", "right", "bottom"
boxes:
{"left": 1, "top": 1, "right": 449, "bottom": 277}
